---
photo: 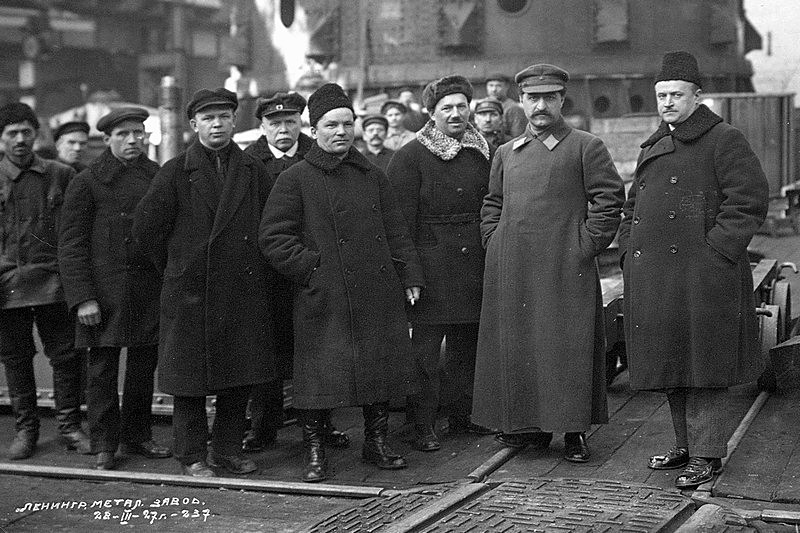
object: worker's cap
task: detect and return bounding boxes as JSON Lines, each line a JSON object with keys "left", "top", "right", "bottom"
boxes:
{"left": 474, "top": 97, "right": 504, "bottom": 115}
{"left": 53, "top": 121, "right": 90, "bottom": 142}
{"left": 96, "top": 107, "right": 149, "bottom": 135}
{"left": 186, "top": 87, "right": 238, "bottom": 119}
{"left": 380, "top": 99, "right": 407, "bottom": 115}
{"left": 485, "top": 73, "right": 512, "bottom": 84}
{"left": 515, "top": 64, "right": 570, "bottom": 94}
{"left": 255, "top": 91, "right": 306, "bottom": 119}
{"left": 362, "top": 114, "right": 388, "bottom": 130}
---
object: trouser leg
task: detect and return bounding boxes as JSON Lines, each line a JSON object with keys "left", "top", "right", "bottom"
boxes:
{"left": 172, "top": 396, "right": 209, "bottom": 465}
{"left": 210, "top": 386, "right": 250, "bottom": 457}
{"left": 246, "top": 380, "right": 282, "bottom": 441}
{"left": 408, "top": 324, "right": 444, "bottom": 430}
{"left": 87, "top": 346, "right": 121, "bottom": 453}
{"left": 666, "top": 388, "right": 689, "bottom": 449}
{"left": 440, "top": 323, "right": 479, "bottom": 421}
{"left": 119, "top": 345, "right": 158, "bottom": 445}
{"left": 0, "top": 307, "right": 39, "bottom": 435}
{"left": 686, "top": 387, "right": 729, "bottom": 459}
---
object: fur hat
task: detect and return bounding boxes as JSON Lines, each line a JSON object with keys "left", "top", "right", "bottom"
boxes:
{"left": 655, "top": 51, "right": 702, "bottom": 88}
{"left": 0, "top": 102, "right": 39, "bottom": 133}
{"left": 186, "top": 87, "right": 238, "bottom": 119}
{"left": 307, "top": 83, "right": 354, "bottom": 127}
{"left": 422, "top": 75, "right": 473, "bottom": 112}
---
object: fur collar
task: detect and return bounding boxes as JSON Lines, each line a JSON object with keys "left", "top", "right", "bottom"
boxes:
{"left": 416, "top": 121, "right": 490, "bottom": 161}
{"left": 304, "top": 143, "right": 374, "bottom": 172}
{"left": 641, "top": 104, "right": 723, "bottom": 148}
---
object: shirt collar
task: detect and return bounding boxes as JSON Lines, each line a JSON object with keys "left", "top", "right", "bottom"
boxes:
{"left": 268, "top": 141, "right": 299, "bottom": 159}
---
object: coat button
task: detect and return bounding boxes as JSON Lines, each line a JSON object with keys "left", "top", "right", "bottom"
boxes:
{"left": 338, "top": 238, "right": 347, "bottom": 245}
{"left": 639, "top": 182, "right": 646, "bottom": 190}
{"left": 668, "top": 210, "right": 676, "bottom": 219}
{"left": 670, "top": 244, "right": 678, "bottom": 254}
{"left": 379, "top": 265, "right": 387, "bottom": 272}
{"left": 633, "top": 216, "right": 640, "bottom": 225}
{"left": 632, "top": 250, "right": 641, "bottom": 258}
{"left": 669, "top": 176, "right": 678, "bottom": 184}
{"left": 124, "top": 237, "right": 132, "bottom": 243}
{"left": 372, "top": 204, "right": 378, "bottom": 212}
{"left": 376, "top": 235, "right": 383, "bottom": 241}
{"left": 461, "top": 246, "right": 468, "bottom": 255}
{"left": 456, "top": 187, "right": 464, "bottom": 194}
{"left": 243, "top": 235, "right": 249, "bottom": 241}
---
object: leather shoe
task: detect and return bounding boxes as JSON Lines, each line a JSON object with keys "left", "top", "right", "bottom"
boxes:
{"left": 121, "top": 439, "right": 172, "bottom": 459}
{"left": 8, "top": 430, "right": 38, "bottom": 460}
{"left": 322, "top": 427, "right": 350, "bottom": 448}
{"left": 61, "top": 429, "right": 91, "bottom": 454}
{"left": 448, "top": 416, "right": 499, "bottom": 435}
{"left": 180, "top": 461, "right": 216, "bottom": 477}
{"left": 95, "top": 451, "right": 116, "bottom": 470}
{"left": 410, "top": 428, "right": 441, "bottom": 452}
{"left": 675, "top": 457, "right": 722, "bottom": 489}
{"left": 495, "top": 431, "right": 553, "bottom": 449}
{"left": 648, "top": 446, "right": 689, "bottom": 470}
{"left": 208, "top": 451, "right": 258, "bottom": 474}
{"left": 564, "top": 432, "right": 590, "bottom": 463}
{"left": 242, "top": 430, "right": 276, "bottom": 453}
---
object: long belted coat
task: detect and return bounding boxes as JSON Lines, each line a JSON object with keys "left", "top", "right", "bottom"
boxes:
{"left": 259, "top": 144, "right": 425, "bottom": 409}
{"left": 472, "top": 120, "right": 625, "bottom": 434}
{"left": 618, "top": 105, "right": 769, "bottom": 390}
{"left": 59, "top": 150, "right": 161, "bottom": 348}
{"left": 132, "top": 141, "right": 276, "bottom": 396}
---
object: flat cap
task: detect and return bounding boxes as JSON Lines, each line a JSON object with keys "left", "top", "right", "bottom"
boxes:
{"left": 307, "top": 83, "right": 354, "bottom": 126}
{"left": 485, "top": 73, "right": 511, "bottom": 84}
{"left": 186, "top": 87, "right": 238, "bottom": 119}
{"left": 380, "top": 100, "right": 407, "bottom": 115}
{"left": 362, "top": 114, "right": 388, "bottom": 130}
{"left": 53, "top": 121, "right": 90, "bottom": 142}
{"left": 656, "top": 51, "right": 702, "bottom": 88}
{"left": 97, "top": 107, "right": 149, "bottom": 134}
{"left": 255, "top": 92, "right": 306, "bottom": 119}
{"left": 422, "top": 75, "right": 473, "bottom": 112}
{"left": 515, "top": 64, "right": 569, "bottom": 93}
{"left": 474, "top": 97, "right": 504, "bottom": 115}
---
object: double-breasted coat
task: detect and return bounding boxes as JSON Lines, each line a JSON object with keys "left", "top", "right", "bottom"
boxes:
{"left": 618, "top": 104, "right": 769, "bottom": 390}
{"left": 259, "top": 144, "right": 425, "bottom": 409}
{"left": 472, "top": 120, "right": 625, "bottom": 433}
{"left": 59, "top": 150, "right": 161, "bottom": 348}
{"left": 132, "top": 141, "right": 276, "bottom": 396}
{"left": 386, "top": 126, "right": 489, "bottom": 325}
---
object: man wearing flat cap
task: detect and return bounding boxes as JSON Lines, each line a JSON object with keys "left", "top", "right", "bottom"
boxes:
{"left": 387, "top": 75, "right": 492, "bottom": 453}
{"left": 473, "top": 63, "right": 624, "bottom": 463}
{"left": 360, "top": 114, "right": 394, "bottom": 172}
{"left": 618, "top": 51, "right": 768, "bottom": 489}
{"left": 241, "top": 91, "right": 326, "bottom": 453}
{"left": 0, "top": 102, "right": 91, "bottom": 460}
{"left": 53, "top": 121, "right": 90, "bottom": 173}
{"left": 485, "top": 73, "right": 526, "bottom": 138}
{"left": 133, "top": 88, "right": 278, "bottom": 477}
{"left": 59, "top": 107, "right": 171, "bottom": 470}
{"left": 260, "top": 82, "right": 424, "bottom": 482}
{"left": 381, "top": 100, "right": 416, "bottom": 151}
{"left": 472, "top": 97, "right": 505, "bottom": 157}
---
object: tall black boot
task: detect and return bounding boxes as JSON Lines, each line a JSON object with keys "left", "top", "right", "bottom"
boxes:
{"left": 52, "top": 358, "right": 91, "bottom": 454}
{"left": 301, "top": 409, "right": 328, "bottom": 483}
{"left": 4, "top": 361, "right": 40, "bottom": 459}
{"left": 409, "top": 398, "right": 440, "bottom": 452}
{"left": 242, "top": 381, "right": 282, "bottom": 452}
{"left": 321, "top": 410, "right": 350, "bottom": 448}
{"left": 362, "top": 402, "right": 407, "bottom": 469}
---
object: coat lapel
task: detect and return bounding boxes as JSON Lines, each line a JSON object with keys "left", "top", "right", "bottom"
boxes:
{"left": 210, "top": 144, "right": 251, "bottom": 242}
{"left": 184, "top": 142, "right": 220, "bottom": 214}
{"left": 637, "top": 135, "right": 675, "bottom": 168}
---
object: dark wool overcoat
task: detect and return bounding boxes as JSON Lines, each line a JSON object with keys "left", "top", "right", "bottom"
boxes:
{"left": 472, "top": 120, "right": 625, "bottom": 434}
{"left": 0, "top": 155, "right": 74, "bottom": 308}
{"left": 59, "top": 150, "right": 161, "bottom": 348}
{"left": 259, "top": 144, "right": 425, "bottom": 409}
{"left": 618, "top": 105, "right": 769, "bottom": 390}
{"left": 132, "top": 141, "right": 277, "bottom": 396}
{"left": 386, "top": 128, "right": 490, "bottom": 325}
{"left": 244, "top": 132, "right": 314, "bottom": 379}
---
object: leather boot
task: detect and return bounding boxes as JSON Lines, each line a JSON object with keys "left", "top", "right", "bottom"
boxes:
{"left": 301, "top": 410, "right": 328, "bottom": 483}
{"left": 4, "top": 360, "right": 40, "bottom": 459}
{"left": 362, "top": 402, "right": 407, "bottom": 469}
{"left": 408, "top": 398, "right": 440, "bottom": 452}
{"left": 52, "top": 358, "right": 91, "bottom": 454}
{"left": 321, "top": 410, "right": 350, "bottom": 448}
{"left": 242, "top": 382, "right": 281, "bottom": 452}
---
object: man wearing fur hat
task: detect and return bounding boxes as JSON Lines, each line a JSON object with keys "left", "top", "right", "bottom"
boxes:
{"left": 387, "top": 75, "right": 492, "bottom": 453}
{"left": 618, "top": 51, "right": 768, "bottom": 489}
{"left": 133, "top": 88, "right": 278, "bottom": 477}
{"left": 472, "top": 64, "right": 624, "bottom": 463}
{"left": 260, "top": 82, "right": 424, "bottom": 483}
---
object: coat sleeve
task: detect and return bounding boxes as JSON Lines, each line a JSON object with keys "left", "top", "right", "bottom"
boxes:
{"left": 258, "top": 171, "right": 319, "bottom": 284}
{"left": 480, "top": 146, "right": 505, "bottom": 248}
{"left": 706, "top": 128, "right": 769, "bottom": 262}
{"left": 581, "top": 136, "right": 625, "bottom": 254}
{"left": 58, "top": 175, "right": 97, "bottom": 310}
{"left": 385, "top": 146, "right": 421, "bottom": 240}
{"left": 376, "top": 170, "right": 425, "bottom": 288}
{"left": 132, "top": 162, "right": 177, "bottom": 271}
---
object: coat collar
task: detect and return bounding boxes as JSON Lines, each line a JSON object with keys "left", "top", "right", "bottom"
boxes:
{"left": 416, "top": 121, "right": 490, "bottom": 161}
{"left": 87, "top": 149, "right": 152, "bottom": 184}
{"left": 0, "top": 153, "right": 50, "bottom": 181}
{"left": 249, "top": 132, "right": 314, "bottom": 162}
{"left": 511, "top": 118, "right": 571, "bottom": 152}
{"left": 304, "top": 143, "right": 374, "bottom": 173}
{"left": 640, "top": 104, "right": 723, "bottom": 148}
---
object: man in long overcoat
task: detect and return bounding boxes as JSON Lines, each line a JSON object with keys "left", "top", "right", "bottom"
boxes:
{"left": 618, "top": 51, "right": 768, "bottom": 489}
{"left": 259, "top": 83, "right": 424, "bottom": 483}
{"left": 472, "top": 64, "right": 625, "bottom": 462}
{"left": 132, "top": 88, "right": 277, "bottom": 477}
{"left": 387, "top": 75, "right": 491, "bottom": 453}
{"left": 59, "top": 107, "right": 171, "bottom": 470}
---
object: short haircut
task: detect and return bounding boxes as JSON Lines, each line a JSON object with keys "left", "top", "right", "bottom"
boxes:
{"left": 0, "top": 103, "right": 39, "bottom": 133}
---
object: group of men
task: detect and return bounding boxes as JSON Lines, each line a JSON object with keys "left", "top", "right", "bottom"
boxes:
{"left": 0, "top": 50, "right": 769, "bottom": 490}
